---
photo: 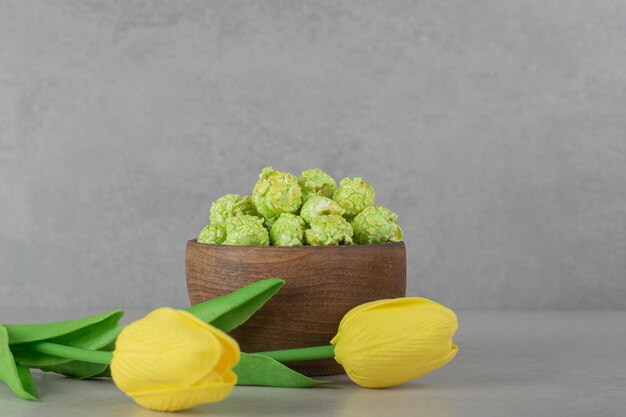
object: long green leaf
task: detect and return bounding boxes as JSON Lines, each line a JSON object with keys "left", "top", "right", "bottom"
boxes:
{"left": 234, "top": 353, "right": 327, "bottom": 388}
{"left": 37, "top": 361, "right": 108, "bottom": 380}
{"left": 0, "top": 326, "right": 38, "bottom": 400}
{"left": 186, "top": 278, "right": 284, "bottom": 332}
{"left": 4, "top": 310, "right": 124, "bottom": 345}
{"left": 7, "top": 311, "right": 123, "bottom": 367}
{"left": 91, "top": 366, "right": 111, "bottom": 378}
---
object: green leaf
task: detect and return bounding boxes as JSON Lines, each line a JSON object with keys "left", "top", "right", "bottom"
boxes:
{"left": 6, "top": 310, "right": 123, "bottom": 367}
{"left": 4, "top": 310, "right": 124, "bottom": 345}
{"left": 186, "top": 278, "right": 284, "bottom": 332}
{"left": 91, "top": 366, "right": 111, "bottom": 378}
{"left": 0, "top": 326, "right": 38, "bottom": 400}
{"left": 234, "top": 353, "right": 327, "bottom": 388}
{"left": 37, "top": 361, "right": 109, "bottom": 380}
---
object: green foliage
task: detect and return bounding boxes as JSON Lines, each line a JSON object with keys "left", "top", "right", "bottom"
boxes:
{"left": 235, "top": 353, "right": 326, "bottom": 388}
{"left": 0, "top": 326, "right": 38, "bottom": 400}
{"left": 186, "top": 278, "right": 284, "bottom": 332}
{"left": 7, "top": 310, "right": 123, "bottom": 367}
{"left": 0, "top": 278, "right": 328, "bottom": 400}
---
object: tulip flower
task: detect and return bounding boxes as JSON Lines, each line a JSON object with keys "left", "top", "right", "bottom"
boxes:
{"left": 24, "top": 307, "right": 240, "bottom": 412}
{"left": 331, "top": 298, "right": 458, "bottom": 388}
{"left": 111, "top": 308, "right": 240, "bottom": 411}
{"left": 255, "top": 297, "right": 458, "bottom": 389}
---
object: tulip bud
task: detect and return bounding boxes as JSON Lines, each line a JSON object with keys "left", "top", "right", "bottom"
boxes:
{"left": 331, "top": 298, "right": 458, "bottom": 388}
{"left": 111, "top": 308, "right": 240, "bottom": 412}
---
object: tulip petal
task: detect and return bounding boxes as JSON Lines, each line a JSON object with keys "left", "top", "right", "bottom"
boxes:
{"left": 112, "top": 309, "right": 223, "bottom": 391}
{"left": 209, "top": 330, "right": 240, "bottom": 379}
{"left": 129, "top": 377, "right": 236, "bottom": 412}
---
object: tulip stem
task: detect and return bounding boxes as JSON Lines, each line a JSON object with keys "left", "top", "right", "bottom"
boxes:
{"left": 28, "top": 342, "right": 337, "bottom": 366}
{"left": 253, "top": 345, "right": 336, "bottom": 363}
{"left": 29, "top": 342, "right": 113, "bottom": 365}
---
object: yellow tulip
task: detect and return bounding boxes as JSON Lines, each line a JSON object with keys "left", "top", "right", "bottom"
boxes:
{"left": 111, "top": 308, "right": 240, "bottom": 412}
{"left": 331, "top": 297, "right": 458, "bottom": 388}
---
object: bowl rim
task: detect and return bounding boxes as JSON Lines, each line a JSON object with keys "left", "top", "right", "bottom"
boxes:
{"left": 187, "top": 239, "right": 405, "bottom": 251}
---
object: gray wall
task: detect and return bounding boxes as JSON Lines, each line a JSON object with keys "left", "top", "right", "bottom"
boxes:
{"left": 1, "top": 0, "right": 625, "bottom": 311}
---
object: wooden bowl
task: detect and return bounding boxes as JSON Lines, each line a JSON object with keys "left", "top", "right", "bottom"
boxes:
{"left": 185, "top": 240, "right": 406, "bottom": 376}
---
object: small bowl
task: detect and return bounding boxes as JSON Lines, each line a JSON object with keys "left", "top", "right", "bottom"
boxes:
{"left": 185, "top": 240, "right": 406, "bottom": 376}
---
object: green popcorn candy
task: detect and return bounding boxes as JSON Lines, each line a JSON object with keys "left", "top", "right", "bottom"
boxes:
{"left": 332, "top": 177, "right": 376, "bottom": 219}
{"left": 299, "top": 195, "right": 344, "bottom": 225}
{"left": 351, "top": 205, "right": 403, "bottom": 244}
{"left": 213, "top": 194, "right": 261, "bottom": 225}
{"left": 269, "top": 213, "right": 306, "bottom": 246}
{"left": 209, "top": 194, "right": 241, "bottom": 226}
{"left": 223, "top": 215, "right": 270, "bottom": 246}
{"left": 197, "top": 224, "right": 226, "bottom": 244}
{"left": 298, "top": 168, "right": 337, "bottom": 201}
{"left": 210, "top": 194, "right": 240, "bottom": 226}
{"left": 233, "top": 195, "right": 260, "bottom": 217}
{"left": 252, "top": 166, "right": 302, "bottom": 222}
{"left": 305, "top": 214, "right": 353, "bottom": 246}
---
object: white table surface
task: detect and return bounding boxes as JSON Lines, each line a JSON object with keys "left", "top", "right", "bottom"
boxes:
{"left": 0, "top": 310, "right": 624, "bottom": 417}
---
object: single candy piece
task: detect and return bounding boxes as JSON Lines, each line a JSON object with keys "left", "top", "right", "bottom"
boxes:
{"left": 223, "top": 215, "right": 269, "bottom": 246}
{"left": 300, "top": 195, "right": 345, "bottom": 225}
{"left": 210, "top": 194, "right": 259, "bottom": 226}
{"left": 351, "top": 205, "right": 403, "bottom": 244}
{"left": 269, "top": 213, "right": 306, "bottom": 246}
{"left": 305, "top": 214, "right": 353, "bottom": 246}
{"left": 232, "top": 195, "right": 260, "bottom": 218}
{"left": 252, "top": 167, "right": 302, "bottom": 222}
{"left": 197, "top": 224, "right": 226, "bottom": 244}
{"left": 298, "top": 168, "right": 337, "bottom": 202}
{"left": 332, "top": 177, "right": 376, "bottom": 219}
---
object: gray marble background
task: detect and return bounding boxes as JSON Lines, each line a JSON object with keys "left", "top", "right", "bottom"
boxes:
{"left": 1, "top": 0, "right": 625, "bottom": 310}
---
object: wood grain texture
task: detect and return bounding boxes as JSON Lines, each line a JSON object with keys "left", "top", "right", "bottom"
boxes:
{"left": 186, "top": 241, "right": 406, "bottom": 376}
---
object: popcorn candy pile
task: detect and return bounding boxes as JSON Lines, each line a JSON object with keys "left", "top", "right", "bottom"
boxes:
{"left": 197, "top": 167, "right": 402, "bottom": 246}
